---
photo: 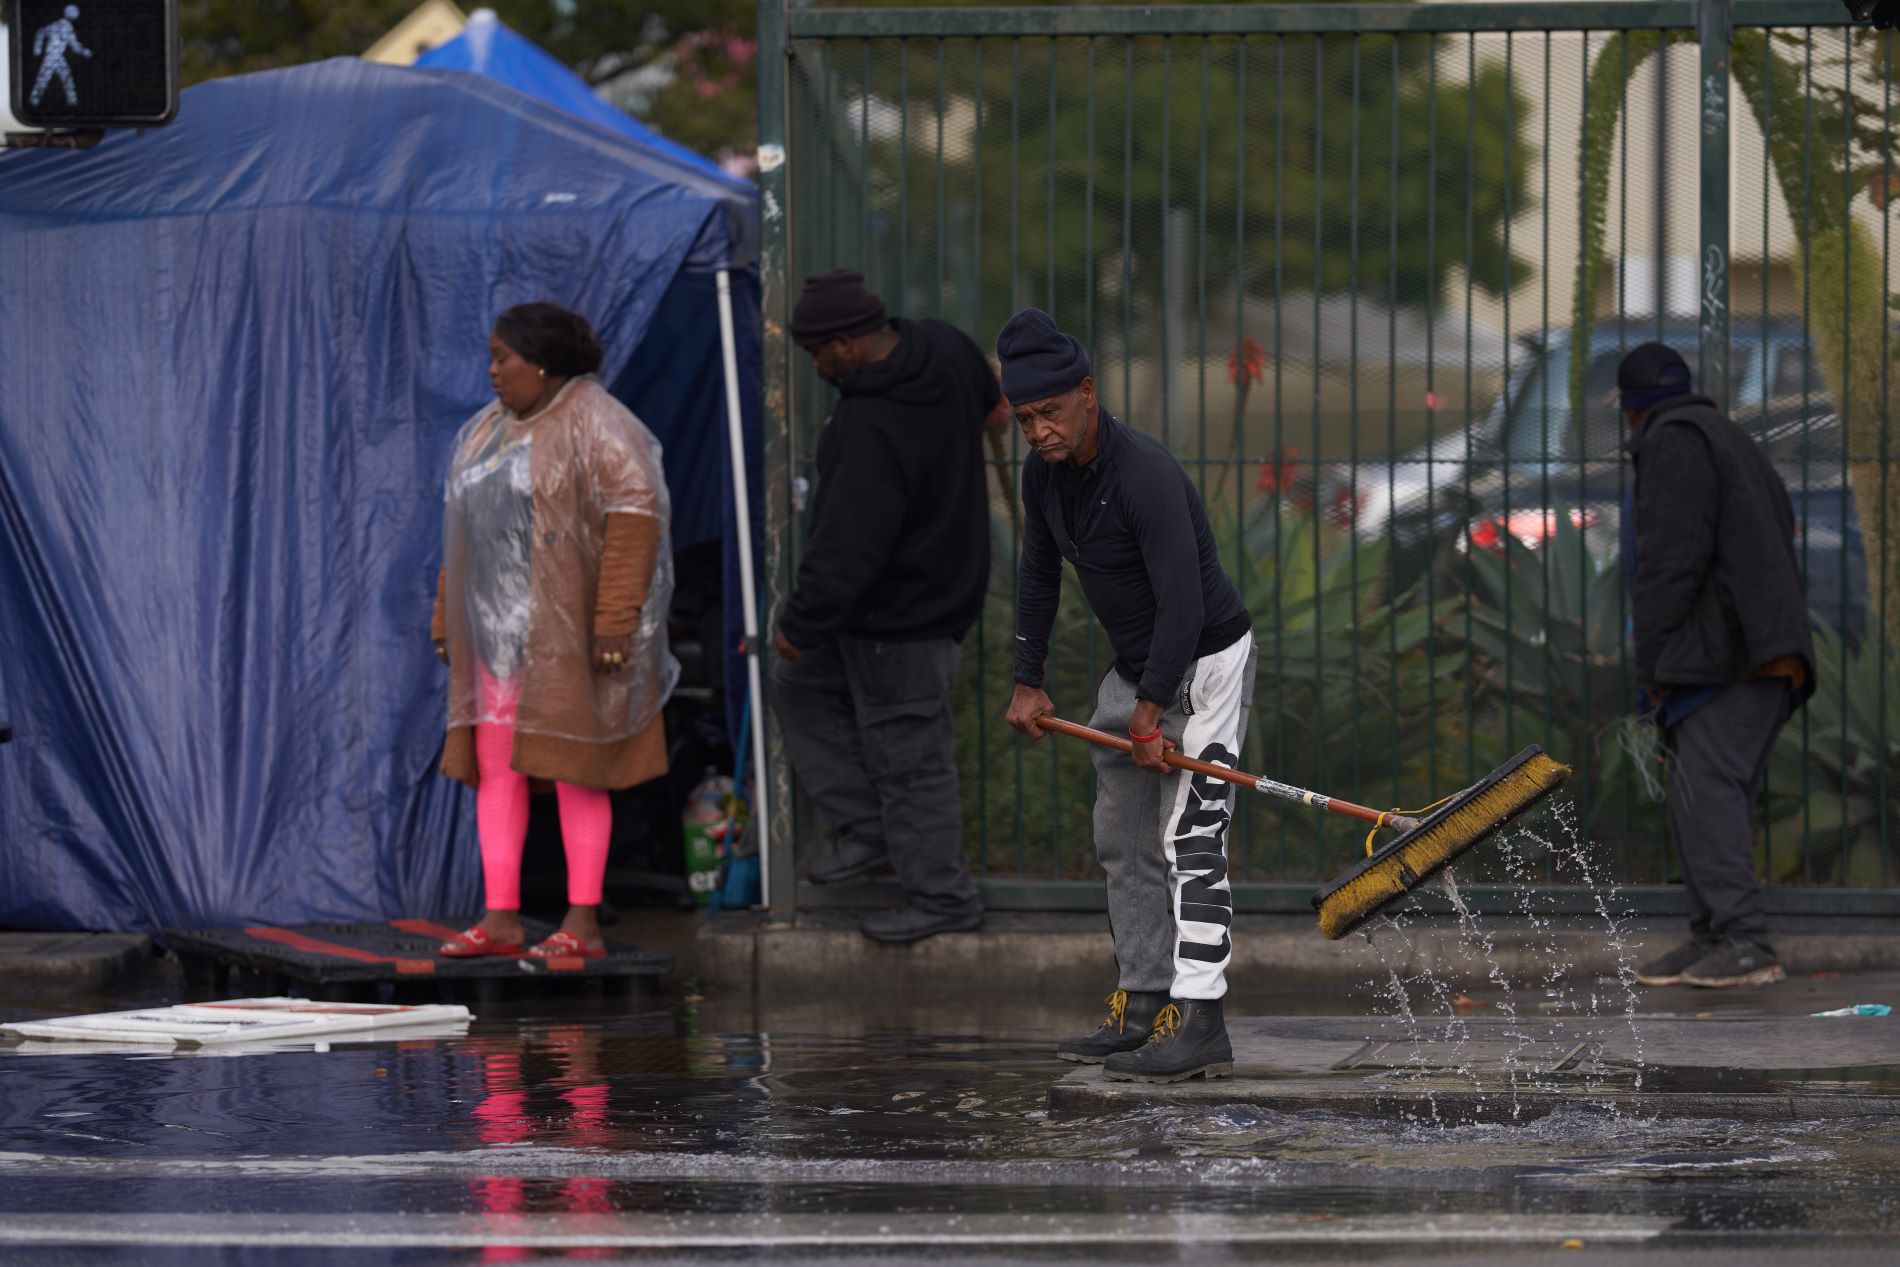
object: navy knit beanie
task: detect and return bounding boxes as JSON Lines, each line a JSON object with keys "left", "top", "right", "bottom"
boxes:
{"left": 996, "top": 307, "right": 1092, "bottom": 405}
{"left": 1617, "top": 342, "right": 1693, "bottom": 412}
{"left": 787, "top": 269, "right": 889, "bottom": 346}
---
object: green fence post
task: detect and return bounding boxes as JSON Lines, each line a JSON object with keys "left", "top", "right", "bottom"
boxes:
{"left": 1697, "top": 0, "right": 1731, "bottom": 412}
{"left": 757, "top": 0, "right": 798, "bottom": 919}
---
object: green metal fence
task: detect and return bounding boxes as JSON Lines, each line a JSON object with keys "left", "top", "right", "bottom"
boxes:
{"left": 756, "top": 1, "right": 1900, "bottom": 917}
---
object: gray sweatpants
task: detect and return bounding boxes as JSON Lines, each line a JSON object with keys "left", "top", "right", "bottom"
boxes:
{"left": 1088, "top": 635, "right": 1256, "bottom": 1001}
{"left": 772, "top": 636, "right": 981, "bottom": 917}
{"left": 1664, "top": 677, "right": 1794, "bottom": 947}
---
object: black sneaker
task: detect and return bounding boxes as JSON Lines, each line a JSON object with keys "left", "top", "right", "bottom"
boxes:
{"left": 808, "top": 837, "right": 893, "bottom": 885}
{"left": 1635, "top": 938, "right": 1714, "bottom": 986}
{"left": 1102, "top": 999, "right": 1233, "bottom": 1083}
{"left": 1680, "top": 938, "right": 1786, "bottom": 988}
{"left": 1055, "top": 989, "right": 1172, "bottom": 1064}
{"left": 858, "top": 904, "right": 982, "bottom": 944}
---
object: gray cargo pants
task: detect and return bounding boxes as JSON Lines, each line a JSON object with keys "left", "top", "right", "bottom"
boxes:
{"left": 1664, "top": 677, "right": 1795, "bottom": 947}
{"left": 772, "top": 636, "right": 981, "bottom": 917}
{"left": 1088, "top": 635, "right": 1256, "bottom": 1001}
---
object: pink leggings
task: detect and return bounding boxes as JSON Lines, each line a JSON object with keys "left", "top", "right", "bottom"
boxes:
{"left": 474, "top": 671, "right": 613, "bottom": 910}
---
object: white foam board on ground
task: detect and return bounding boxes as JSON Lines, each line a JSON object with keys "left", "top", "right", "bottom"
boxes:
{"left": 0, "top": 998, "right": 473, "bottom": 1047}
{"left": 0, "top": 1023, "right": 473, "bottom": 1057}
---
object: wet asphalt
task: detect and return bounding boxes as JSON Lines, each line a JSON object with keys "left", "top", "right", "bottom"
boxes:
{"left": 0, "top": 925, "right": 1896, "bottom": 1265}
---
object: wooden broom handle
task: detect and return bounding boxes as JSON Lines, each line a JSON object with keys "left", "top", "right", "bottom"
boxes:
{"left": 1036, "top": 714, "right": 1420, "bottom": 832}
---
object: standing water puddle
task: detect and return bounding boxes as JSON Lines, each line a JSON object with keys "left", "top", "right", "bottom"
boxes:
{"left": 0, "top": 995, "right": 1896, "bottom": 1253}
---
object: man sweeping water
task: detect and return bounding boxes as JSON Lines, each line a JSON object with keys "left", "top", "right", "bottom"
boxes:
{"left": 999, "top": 308, "right": 1256, "bottom": 1084}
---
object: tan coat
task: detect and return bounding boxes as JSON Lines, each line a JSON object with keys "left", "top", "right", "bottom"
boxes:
{"left": 432, "top": 379, "right": 671, "bottom": 791}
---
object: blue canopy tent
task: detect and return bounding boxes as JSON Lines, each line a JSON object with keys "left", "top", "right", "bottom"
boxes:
{"left": 415, "top": 8, "right": 750, "bottom": 191}
{"left": 0, "top": 57, "right": 770, "bottom": 931}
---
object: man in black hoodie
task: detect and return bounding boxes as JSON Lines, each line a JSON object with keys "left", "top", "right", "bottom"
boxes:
{"left": 773, "top": 270, "right": 1002, "bottom": 943}
{"left": 1620, "top": 343, "right": 1815, "bottom": 989}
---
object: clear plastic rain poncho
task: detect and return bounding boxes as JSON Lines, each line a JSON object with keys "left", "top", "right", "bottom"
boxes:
{"left": 441, "top": 377, "right": 678, "bottom": 746}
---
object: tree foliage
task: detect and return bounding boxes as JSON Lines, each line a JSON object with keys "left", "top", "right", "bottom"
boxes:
{"left": 486, "top": 1, "right": 754, "bottom": 157}
{"left": 829, "top": 29, "right": 1534, "bottom": 343}
{"left": 984, "top": 34, "right": 1533, "bottom": 321}
{"left": 180, "top": 0, "right": 417, "bottom": 83}
{"left": 1728, "top": 29, "right": 1900, "bottom": 643}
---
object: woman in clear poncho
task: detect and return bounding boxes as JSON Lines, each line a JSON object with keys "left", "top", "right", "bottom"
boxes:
{"left": 431, "top": 303, "right": 678, "bottom": 959}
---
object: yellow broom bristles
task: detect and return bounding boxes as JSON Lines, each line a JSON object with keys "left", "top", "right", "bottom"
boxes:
{"left": 1316, "top": 752, "right": 1570, "bottom": 940}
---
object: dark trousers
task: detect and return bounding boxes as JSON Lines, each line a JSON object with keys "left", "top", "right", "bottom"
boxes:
{"left": 771, "top": 636, "right": 980, "bottom": 916}
{"left": 1664, "top": 678, "right": 1794, "bottom": 947}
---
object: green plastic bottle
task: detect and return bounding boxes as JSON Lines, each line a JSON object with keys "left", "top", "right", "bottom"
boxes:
{"left": 682, "top": 768, "right": 730, "bottom": 904}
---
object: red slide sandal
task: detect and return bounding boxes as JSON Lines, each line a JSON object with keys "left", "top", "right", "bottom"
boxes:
{"left": 438, "top": 926, "right": 526, "bottom": 958}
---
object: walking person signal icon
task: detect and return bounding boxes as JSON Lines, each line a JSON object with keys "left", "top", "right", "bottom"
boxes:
{"left": 8, "top": 0, "right": 177, "bottom": 128}
{"left": 30, "top": 6, "right": 91, "bottom": 109}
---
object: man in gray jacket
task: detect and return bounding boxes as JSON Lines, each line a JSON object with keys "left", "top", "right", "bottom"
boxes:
{"left": 1620, "top": 343, "right": 1815, "bottom": 989}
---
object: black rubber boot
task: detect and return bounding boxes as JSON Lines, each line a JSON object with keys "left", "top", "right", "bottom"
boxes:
{"left": 1102, "top": 999, "right": 1233, "bottom": 1083}
{"left": 1055, "top": 989, "right": 1172, "bottom": 1064}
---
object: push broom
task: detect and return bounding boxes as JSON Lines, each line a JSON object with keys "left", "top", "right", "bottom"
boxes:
{"left": 1037, "top": 716, "right": 1570, "bottom": 940}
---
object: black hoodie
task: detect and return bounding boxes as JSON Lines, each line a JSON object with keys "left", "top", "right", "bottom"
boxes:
{"left": 780, "top": 318, "right": 998, "bottom": 647}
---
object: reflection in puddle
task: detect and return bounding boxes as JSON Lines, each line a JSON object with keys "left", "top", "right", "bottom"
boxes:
{"left": 0, "top": 995, "right": 1897, "bottom": 1245}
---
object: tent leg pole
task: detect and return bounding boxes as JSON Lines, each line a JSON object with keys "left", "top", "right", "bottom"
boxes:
{"left": 715, "top": 268, "right": 772, "bottom": 909}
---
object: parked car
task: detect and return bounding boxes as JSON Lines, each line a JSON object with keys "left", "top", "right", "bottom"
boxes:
{"left": 1323, "top": 318, "right": 1870, "bottom": 640}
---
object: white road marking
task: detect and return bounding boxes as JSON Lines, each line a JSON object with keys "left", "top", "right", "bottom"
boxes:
{"left": 0, "top": 1212, "right": 1673, "bottom": 1249}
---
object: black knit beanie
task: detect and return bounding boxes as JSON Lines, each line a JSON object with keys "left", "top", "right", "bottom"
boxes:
{"left": 995, "top": 307, "right": 1092, "bottom": 405}
{"left": 787, "top": 269, "right": 889, "bottom": 346}
{"left": 1617, "top": 342, "right": 1693, "bottom": 413}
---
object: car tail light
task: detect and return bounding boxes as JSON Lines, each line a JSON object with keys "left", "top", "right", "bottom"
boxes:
{"left": 1464, "top": 508, "right": 1600, "bottom": 552}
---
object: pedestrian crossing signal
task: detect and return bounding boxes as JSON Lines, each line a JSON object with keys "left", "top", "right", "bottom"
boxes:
{"left": 8, "top": 0, "right": 177, "bottom": 128}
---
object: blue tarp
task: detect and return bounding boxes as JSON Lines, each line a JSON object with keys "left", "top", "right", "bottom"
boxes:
{"left": 0, "top": 57, "right": 761, "bottom": 931}
{"left": 415, "top": 9, "right": 752, "bottom": 194}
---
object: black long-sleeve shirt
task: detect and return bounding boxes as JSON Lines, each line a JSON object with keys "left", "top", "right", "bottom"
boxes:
{"left": 1014, "top": 412, "right": 1250, "bottom": 704}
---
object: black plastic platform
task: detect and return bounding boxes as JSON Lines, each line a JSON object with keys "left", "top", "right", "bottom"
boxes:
{"left": 163, "top": 918, "right": 673, "bottom": 989}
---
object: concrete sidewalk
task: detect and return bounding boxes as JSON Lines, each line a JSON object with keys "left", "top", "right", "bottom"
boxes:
{"left": 698, "top": 909, "right": 1900, "bottom": 995}
{"left": 0, "top": 933, "right": 153, "bottom": 989}
{"left": 1049, "top": 1013, "right": 1900, "bottom": 1122}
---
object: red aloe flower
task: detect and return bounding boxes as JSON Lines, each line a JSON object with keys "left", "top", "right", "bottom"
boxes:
{"left": 1255, "top": 447, "right": 1299, "bottom": 494}
{"left": 1326, "top": 485, "right": 1366, "bottom": 528}
{"left": 1227, "top": 336, "right": 1266, "bottom": 390}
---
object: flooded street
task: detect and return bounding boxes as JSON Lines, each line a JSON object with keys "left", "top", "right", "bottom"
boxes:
{"left": 3, "top": 966, "right": 1899, "bottom": 1264}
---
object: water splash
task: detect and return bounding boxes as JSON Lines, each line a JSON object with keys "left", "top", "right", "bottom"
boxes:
{"left": 1438, "top": 866, "right": 1535, "bottom": 1116}
{"left": 1373, "top": 911, "right": 1482, "bottom": 1092}
{"left": 1359, "top": 914, "right": 1443, "bottom": 1122}
{"left": 1545, "top": 799, "right": 1646, "bottom": 1091}
{"left": 1342, "top": 785, "right": 1650, "bottom": 1124}
{"left": 1451, "top": 807, "right": 1646, "bottom": 1104}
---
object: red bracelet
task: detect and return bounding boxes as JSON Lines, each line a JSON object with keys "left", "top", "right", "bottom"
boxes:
{"left": 1128, "top": 726, "right": 1162, "bottom": 744}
